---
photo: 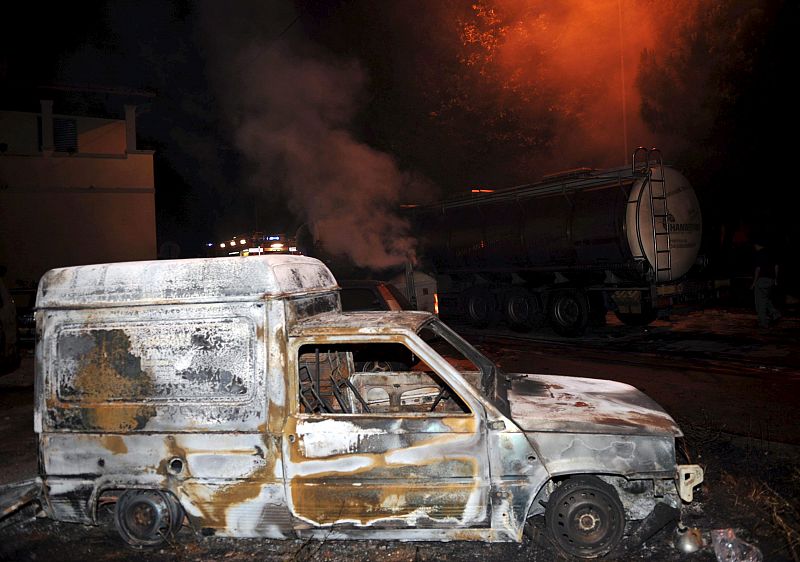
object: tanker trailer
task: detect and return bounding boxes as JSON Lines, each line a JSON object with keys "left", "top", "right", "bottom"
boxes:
{"left": 412, "top": 149, "right": 703, "bottom": 336}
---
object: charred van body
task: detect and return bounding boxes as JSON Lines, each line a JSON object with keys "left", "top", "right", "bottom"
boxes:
{"left": 0, "top": 254, "right": 704, "bottom": 559}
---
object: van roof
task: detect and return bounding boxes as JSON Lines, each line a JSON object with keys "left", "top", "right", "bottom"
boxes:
{"left": 36, "top": 255, "right": 338, "bottom": 309}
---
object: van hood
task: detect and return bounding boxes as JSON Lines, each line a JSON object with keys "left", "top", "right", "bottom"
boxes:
{"left": 507, "top": 374, "right": 682, "bottom": 437}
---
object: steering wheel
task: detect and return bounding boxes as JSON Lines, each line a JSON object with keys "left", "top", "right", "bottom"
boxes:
{"left": 362, "top": 361, "right": 393, "bottom": 373}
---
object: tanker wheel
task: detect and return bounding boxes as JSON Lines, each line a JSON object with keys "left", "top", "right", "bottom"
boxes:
{"left": 503, "top": 288, "right": 543, "bottom": 332}
{"left": 114, "top": 490, "right": 184, "bottom": 548}
{"left": 615, "top": 302, "right": 657, "bottom": 326}
{"left": 548, "top": 290, "right": 589, "bottom": 337}
{"left": 463, "top": 287, "right": 497, "bottom": 328}
{"left": 544, "top": 475, "right": 625, "bottom": 559}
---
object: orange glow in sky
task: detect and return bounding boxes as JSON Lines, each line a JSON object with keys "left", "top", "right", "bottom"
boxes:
{"left": 457, "top": 0, "right": 691, "bottom": 169}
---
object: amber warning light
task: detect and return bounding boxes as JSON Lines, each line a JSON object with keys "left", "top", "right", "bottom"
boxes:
{"left": 471, "top": 189, "right": 495, "bottom": 194}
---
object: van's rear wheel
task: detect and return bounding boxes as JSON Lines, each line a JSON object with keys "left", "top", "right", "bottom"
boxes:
{"left": 544, "top": 476, "right": 625, "bottom": 558}
{"left": 115, "top": 490, "right": 183, "bottom": 548}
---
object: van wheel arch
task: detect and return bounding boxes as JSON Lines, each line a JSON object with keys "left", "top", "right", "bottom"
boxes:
{"left": 542, "top": 474, "right": 625, "bottom": 558}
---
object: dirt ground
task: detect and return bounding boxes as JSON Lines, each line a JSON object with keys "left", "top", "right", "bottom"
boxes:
{"left": 1, "top": 306, "right": 798, "bottom": 561}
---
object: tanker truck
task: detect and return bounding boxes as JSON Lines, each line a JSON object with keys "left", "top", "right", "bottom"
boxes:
{"left": 411, "top": 148, "right": 705, "bottom": 336}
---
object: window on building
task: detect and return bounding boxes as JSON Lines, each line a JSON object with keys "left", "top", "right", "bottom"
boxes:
{"left": 53, "top": 118, "right": 78, "bottom": 153}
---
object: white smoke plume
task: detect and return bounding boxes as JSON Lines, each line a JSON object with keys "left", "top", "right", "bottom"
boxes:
{"left": 201, "top": 5, "right": 425, "bottom": 269}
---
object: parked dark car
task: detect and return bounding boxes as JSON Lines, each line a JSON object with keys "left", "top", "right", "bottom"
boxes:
{"left": 339, "top": 280, "right": 413, "bottom": 312}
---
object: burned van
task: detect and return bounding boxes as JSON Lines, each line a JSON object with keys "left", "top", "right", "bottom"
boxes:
{"left": 11, "top": 255, "right": 702, "bottom": 558}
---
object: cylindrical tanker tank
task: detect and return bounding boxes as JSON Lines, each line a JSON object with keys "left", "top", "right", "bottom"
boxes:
{"left": 412, "top": 162, "right": 703, "bottom": 335}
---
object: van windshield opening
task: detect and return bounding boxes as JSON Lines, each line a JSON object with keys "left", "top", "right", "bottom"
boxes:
{"left": 418, "top": 320, "right": 510, "bottom": 415}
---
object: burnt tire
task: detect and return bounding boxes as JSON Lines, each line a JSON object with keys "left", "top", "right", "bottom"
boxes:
{"left": 548, "top": 290, "right": 589, "bottom": 337}
{"left": 462, "top": 287, "right": 497, "bottom": 328}
{"left": 503, "top": 288, "right": 544, "bottom": 332}
{"left": 114, "top": 490, "right": 184, "bottom": 548}
{"left": 545, "top": 476, "right": 625, "bottom": 559}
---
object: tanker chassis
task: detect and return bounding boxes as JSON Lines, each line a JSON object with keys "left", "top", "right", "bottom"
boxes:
{"left": 412, "top": 149, "right": 710, "bottom": 336}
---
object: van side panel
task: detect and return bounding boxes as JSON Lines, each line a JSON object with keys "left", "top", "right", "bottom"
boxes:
{"left": 39, "top": 302, "right": 266, "bottom": 433}
{"left": 36, "top": 301, "right": 293, "bottom": 536}
{"left": 40, "top": 432, "right": 290, "bottom": 536}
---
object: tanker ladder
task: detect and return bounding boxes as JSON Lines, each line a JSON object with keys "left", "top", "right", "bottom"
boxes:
{"left": 632, "top": 147, "right": 674, "bottom": 283}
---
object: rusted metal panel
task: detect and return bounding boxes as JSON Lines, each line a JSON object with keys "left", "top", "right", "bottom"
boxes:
{"left": 284, "top": 293, "right": 341, "bottom": 327}
{"left": 42, "top": 433, "right": 273, "bottom": 479}
{"left": 284, "top": 415, "right": 491, "bottom": 529}
{"left": 39, "top": 302, "right": 268, "bottom": 433}
{"left": 0, "top": 478, "right": 42, "bottom": 520}
{"left": 179, "top": 481, "right": 291, "bottom": 538}
{"left": 290, "top": 311, "right": 432, "bottom": 337}
{"left": 43, "top": 479, "right": 95, "bottom": 524}
{"left": 41, "top": 430, "right": 289, "bottom": 535}
{"left": 527, "top": 432, "right": 677, "bottom": 478}
{"left": 507, "top": 374, "right": 682, "bottom": 436}
{"left": 484, "top": 429, "right": 549, "bottom": 541}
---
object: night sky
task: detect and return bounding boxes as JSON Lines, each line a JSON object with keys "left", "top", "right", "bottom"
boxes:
{"left": 1, "top": 0, "right": 796, "bottom": 277}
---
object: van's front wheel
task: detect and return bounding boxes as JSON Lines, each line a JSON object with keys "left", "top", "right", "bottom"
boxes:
{"left": 544, "top": 475, "right": 625, "bottom": 558}
{"left": 114, "top": 490, "right": 184, "bottom": 548}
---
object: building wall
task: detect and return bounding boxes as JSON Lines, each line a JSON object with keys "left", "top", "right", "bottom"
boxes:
{"left": 0, "top": 111, "right": 40, "bottom": 154}
{"left": 76, "top": 116, "right": 127, "bottom": 155}
{"left": 0, "top": 103, "right": 156, "bottom": 288}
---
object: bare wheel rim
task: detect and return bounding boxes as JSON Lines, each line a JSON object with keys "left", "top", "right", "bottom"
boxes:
{"left": 115, "top": 490, "right": 176, "bottom": 548}
{"left": 545, "top": 477, "right": 625, "bottom": 558}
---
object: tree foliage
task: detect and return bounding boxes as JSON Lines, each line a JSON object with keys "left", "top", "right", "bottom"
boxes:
{"left": 637, "top": 1, "right": 795, "bottom": 190}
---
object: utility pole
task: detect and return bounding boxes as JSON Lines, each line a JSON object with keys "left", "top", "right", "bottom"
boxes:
{"left": 618, "top": 0, "right": 629, "bottom": 165}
